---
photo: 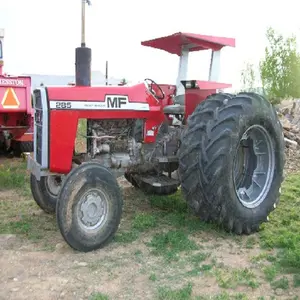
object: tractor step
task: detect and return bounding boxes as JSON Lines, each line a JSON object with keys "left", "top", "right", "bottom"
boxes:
{"left": 130, "top": 173, "right": 180, "bottom": 195}
{"left": 155, "top": 155, "right": 178, "bottom": 163}
{"left": 154, "top": 155, "right": 179, "bottom": 173}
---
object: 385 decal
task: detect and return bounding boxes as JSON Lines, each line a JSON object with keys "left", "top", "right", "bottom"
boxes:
{"left": 55, "top": 102, "right": 72, "bottom": 109}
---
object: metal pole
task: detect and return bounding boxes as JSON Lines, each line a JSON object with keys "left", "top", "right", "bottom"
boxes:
{"left": 105, "top": 61, "right": 108, "bottom": 85}
{"left": 81, "top": 0, "right": 85, "bottom": 47}
{"left": 0, "top": 29, "right": 4, "bottom": 76}
{"left": 75, "top": 0, "right": 92, "bottom": 152}
{"left": 75, "top": 0, "right": 91, "bottom": 86}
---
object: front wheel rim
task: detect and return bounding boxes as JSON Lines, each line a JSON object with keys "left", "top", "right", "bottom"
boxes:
{"left": 233, "top": 125, "right": 275, "bottom": 209}
{"left": 45, "top": 176, "right": 62, "bottom": 197}
{"left": 76, "top": 188, "right": 109, "bottom": 231}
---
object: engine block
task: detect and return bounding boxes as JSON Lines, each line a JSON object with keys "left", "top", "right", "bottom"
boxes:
{"left": 86, "top": 119, "right": 181, "bottom": 176}
{"left": 88, "top": 119, "right": 142, "bottom": 170}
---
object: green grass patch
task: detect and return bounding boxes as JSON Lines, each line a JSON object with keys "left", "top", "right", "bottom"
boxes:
{"left": 263, "top": 265, "right": 278, "bottom": 282}
{"left": 250, "top": 252, "right": 277, "bottom": 264}
{"left": 0, "top": 208, "right": 57, "bottom": 244}
{"left": 132, "top": 212, "right": 157, "bottom": 231}
{"left": 271, "top": 276, "right": 289, "bottom": 290}
{"left": 0, "top": 158, "right": 58, "bottom": 249}
{"left": 215, "top": 268, "right": 259, "bottom": 289}
{"left": 113, "top": 230, "right": 139, "bottom": 243}
{"left": 0, "top": 184, "right": 57, "bottom": 242}
{"left": 185, "top": 252, "right": 213, "bottom": 277}
{"left": 149, "top": 273, "right": 157, "bottom": 281}
{"left": 148, "top": 192, "right": 225, "bottom": 236}
{"left": 0, "top": 158, "right": 30, "bottom": 195}
{"left": 259, "top": 173, "right": 300, "bottom": 272}
{"left": 293, "top": 274, "right": 300, "bottom": 287}
{"left": 201, "top": 293, "right": 248, "bottom": 300}
{"left": 189, "top": 252, "right": 210, "bottom": 265}
{"left": 88, "top": 292, "right": 109, "bottom": 300}
{"left": 148, "top": 230, "right": 199, "bottom": 262}
{"left": 148, "top": 191, "right": 187, "bottom": 213}
{"left": 245, "top": 236, "right": 257, "bottom": 249}
{"left": 157, "top": 282, "right": 193, "bottom": 300}
{"left": 75, "top": 118, "right": 87, "bottom": 153}
{"left": 157, "top": 286, "right": 248, "bottom": 300}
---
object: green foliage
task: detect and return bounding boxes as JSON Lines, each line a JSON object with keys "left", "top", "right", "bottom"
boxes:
{"left": 240, "top": 62, "right": 257, "bottom": 92}
{"left": 215, "top": 268, "right": 259, "bottom": 289}
{"left": 119, "top": 78, "right": 127, "bottom": 86}
{"left": 0, "top": 159, "right": 28, "bottom": 191}
{"left": 147, "top": 230, "right": 199, "bottom": 262}
{"left": 271, "top": 276, "right": 289, "bottom": 290}
{"left": 259, "top": 27, "right": 300, "bottom": 104}
{"left": 259, "top": 173, "right": 300, "bottom": 272}
{"left": 132, "top": 212, "right": 157, "bottom": 231}
{"left": 89, "top": 292, "right": 109, "bottom": 300}
{"left": 157, "top": 283, "right": 193, "bottom": 300}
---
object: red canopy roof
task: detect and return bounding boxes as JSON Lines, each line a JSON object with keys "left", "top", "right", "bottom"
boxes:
{"left": 141, "top": 32, "right": 235, "bottom": 56}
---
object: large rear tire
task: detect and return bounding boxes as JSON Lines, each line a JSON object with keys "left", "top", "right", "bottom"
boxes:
{"left": 30, "top": 174, "right": 62, "bottom": 214}
{"left": 56, "top": 161, "right": 123, "bottom": 252}
{"left": 178, "top": 92, "right": 285, "bottom": 234}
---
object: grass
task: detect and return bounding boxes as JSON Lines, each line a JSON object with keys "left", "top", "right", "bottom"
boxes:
{"left": 259, "top": 173, "right": 300, "bottom": 273}
{"left": 0, "top": 157, "right": 30, "bottom": 195}
{"left": 147, "top": 230, "right": 199, "bottom": 262}
{"left": 132, "top": 212, "right": 157, "bottom": 231}
{"left": 89, "top": 292, "right": 110, "bottom": 300}
{"left": 214, "top": 268, "right": 260, "bottom": 289}
{"left": 271, "top": 276, "right": 289, "bottom": 290}
{"left": 293, "top": 274, "right": 300, "bottom": 287}
{"left": 0, "top": 156, "right": 299, "bottom": 298}
{"left": 0, "top": 158, "right": 58, "bottom": 249}
{"left": 263, "top": 265, "right": 278, "bottom": 282}
{"left": 113, "top": 190, "right": 223, "bottom": 246}
{"left": 157, "top": 283, "right": 249, "bottom": 300}
{"left": 75, "top": 118, "right": 87, "bottom": 153}
{"left": 157, "top": 283, "right": 193, "bottom": 300}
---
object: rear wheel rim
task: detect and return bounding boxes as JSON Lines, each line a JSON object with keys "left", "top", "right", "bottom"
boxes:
{"left": 233, "top": 125, "right": 275, "bottom": 209}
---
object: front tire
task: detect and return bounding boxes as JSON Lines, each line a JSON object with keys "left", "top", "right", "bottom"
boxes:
{"left": 56, "top": 161, "right": 123, "bottom": 252}
{"left": 30, "top": 174, "right": 62, "bottom": 214}
{"left": 179, "top": 92, "right": 285, "bottom": 234}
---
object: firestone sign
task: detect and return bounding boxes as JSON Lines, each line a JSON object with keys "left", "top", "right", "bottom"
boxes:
{"left": 0, "top": 78, "right": 25, "bottom": 87}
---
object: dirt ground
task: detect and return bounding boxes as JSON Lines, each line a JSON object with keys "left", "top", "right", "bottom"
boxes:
{"left": 1, "top": 106, "right": 300, "bottom": 300}
{"left": 1, "top": 166, "right": 300, "bottom": 300}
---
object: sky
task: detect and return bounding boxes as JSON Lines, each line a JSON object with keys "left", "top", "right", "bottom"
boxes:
{"left": 0, "top": 0, "right": 299, "bottom": 90}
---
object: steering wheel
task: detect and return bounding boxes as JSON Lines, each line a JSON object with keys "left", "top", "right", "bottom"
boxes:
{"left": 144, "top": 78, "right": 165, "bottom": 100}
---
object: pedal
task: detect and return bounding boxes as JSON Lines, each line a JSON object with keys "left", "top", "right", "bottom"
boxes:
{"left": 132, "top": 173, "right": 180, "bottom": 195}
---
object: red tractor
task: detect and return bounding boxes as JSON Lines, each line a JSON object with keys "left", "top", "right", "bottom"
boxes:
{"left": 27, "top": 32, "right": 285, "bottom": 252}
{"left": 0, "top": 29, "right": 33, "bottom": 156}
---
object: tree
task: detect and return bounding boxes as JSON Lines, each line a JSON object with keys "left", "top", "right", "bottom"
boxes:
{"left": 259, "top": 27, "right": 300, "bottom": 104}
{"left": 240, "top": 62, "right": 257, "bottom": 92}
{"left": 118, "top": 78, "right": 127, "bottom": 86}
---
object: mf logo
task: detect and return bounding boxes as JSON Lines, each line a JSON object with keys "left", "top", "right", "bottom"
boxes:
{"left": 105, "top": 95, "right": 128, "bottom": 108}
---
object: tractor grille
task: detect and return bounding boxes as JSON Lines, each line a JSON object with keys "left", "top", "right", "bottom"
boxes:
{"left": 33, "top": 89, "right": 43, "bottom": 165}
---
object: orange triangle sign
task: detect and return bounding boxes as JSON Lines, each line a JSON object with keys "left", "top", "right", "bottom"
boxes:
{"left": 1, "top": 88, "right": 20, "bottom": 108}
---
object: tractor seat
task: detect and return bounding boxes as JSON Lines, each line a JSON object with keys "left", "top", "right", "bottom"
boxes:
{"left": 163, "top": 94, "right": 185, "bottom": 115}
{"left": 163, "top": 104, "right": 185, "bottom": 114}
{"left": 173, "top": 94, "right": 185, "bottom": 105}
